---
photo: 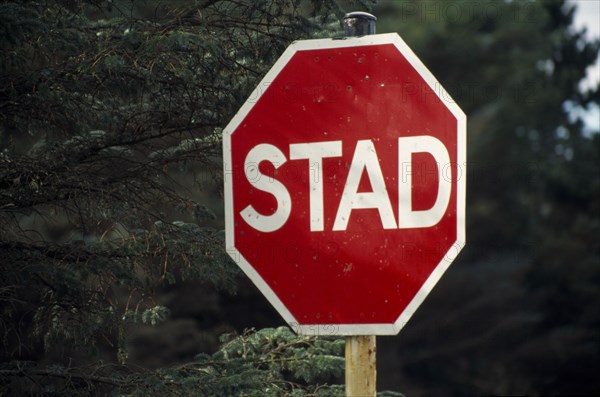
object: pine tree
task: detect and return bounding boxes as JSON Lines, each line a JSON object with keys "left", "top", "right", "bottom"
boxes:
{"left": 0, "top": 1, "right": 405, "bottom": 395}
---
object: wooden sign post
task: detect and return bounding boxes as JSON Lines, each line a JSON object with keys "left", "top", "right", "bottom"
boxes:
{"left": 346, "top": 335, "right": 376, "bottom": 396}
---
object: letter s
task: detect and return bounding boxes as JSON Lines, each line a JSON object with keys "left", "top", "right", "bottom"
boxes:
{"left": 240, "top": 144, "right": 291, "bottom": 232}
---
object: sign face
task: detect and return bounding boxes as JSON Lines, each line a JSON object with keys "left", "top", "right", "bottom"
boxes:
{"left": 223, "top": 33, "right": 466, "bottom": 335}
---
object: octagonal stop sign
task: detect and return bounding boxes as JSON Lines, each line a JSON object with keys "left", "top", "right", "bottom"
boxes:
{"left": 223, "top": 33, "right": 466, "bottom": 335}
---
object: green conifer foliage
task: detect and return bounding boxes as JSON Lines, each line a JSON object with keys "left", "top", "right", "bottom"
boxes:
{"left": 0, "top": 1, "right": 393, "bottom": 395}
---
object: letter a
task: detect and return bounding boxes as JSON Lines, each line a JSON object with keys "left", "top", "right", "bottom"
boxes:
{"left": 333, "top": 140, "right": 397, "bottom": 231}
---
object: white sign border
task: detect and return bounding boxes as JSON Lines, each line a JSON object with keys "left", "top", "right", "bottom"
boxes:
{"left": 223, "top": 33, "right": 466, "bottom": 336}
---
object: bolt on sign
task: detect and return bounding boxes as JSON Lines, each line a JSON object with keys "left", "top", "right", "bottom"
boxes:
{"left": 223, "top": 33, "right": 466, "bottom": 335}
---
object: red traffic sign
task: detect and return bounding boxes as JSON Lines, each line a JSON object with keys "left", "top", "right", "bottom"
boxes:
{"left": 223, "top": 33, "right": 466, "bottom": 335}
